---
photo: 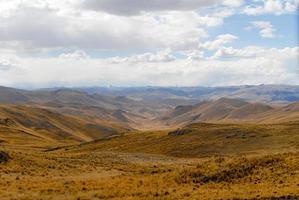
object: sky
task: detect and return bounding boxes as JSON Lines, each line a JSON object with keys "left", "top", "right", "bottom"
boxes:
{"left": 0, "top": 0, "right": 298, "bottom": 88}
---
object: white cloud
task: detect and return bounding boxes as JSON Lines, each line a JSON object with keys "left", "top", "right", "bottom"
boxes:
{"left": 0, "top": 57, "right": 19, "bottom": 71}
{"left": 243, "top": 0, "right": 299, "bottom": 15}
{"left": 59, "top": 50, "right": 90, "bottom": 60}
{"left": 0, "top": 3, "right": 211, "bottom": 52}
{"left": 0, "top": 0, "right": 240, "bottom": 54}
{"left": 198, "top": 34, "right": 238, "bottom": 50}
{"left": 184, "top": 50, "right": 205, "bottom": 60}
{"left": 211, "top": 46, "right": 299, "bottom": 79}
{"left": 108, "top": 49, "right": 176, "bottom": 64}
{"left": 222, "top": 0, "right": 244, "bottom": 7}
{"left": 212, "top": 46, "right": 267, "bottom": 58}
{"left": 249, "top": 21, "right": 277, "bottom": 38}
{"left": 0, "top": 46, "right": 298, "bottom": 87}
{"left": 0, "top": 59, "right": 14, "bottom": 70}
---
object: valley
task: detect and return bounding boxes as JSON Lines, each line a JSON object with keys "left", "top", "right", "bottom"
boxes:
{"left": 0, "top": 85, "right": 298, "bottom": 200}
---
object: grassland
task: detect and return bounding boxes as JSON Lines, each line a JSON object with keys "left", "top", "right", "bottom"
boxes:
{"left": 67, "top": 122, "right": 299, "bottom": 157}
{"left": 1, "top": 122, "right": 299, "bottom": 200}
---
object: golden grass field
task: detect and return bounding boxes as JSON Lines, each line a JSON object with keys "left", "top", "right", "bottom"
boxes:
{"left": 1, "top": 121, "right": 299, "bottom": 200}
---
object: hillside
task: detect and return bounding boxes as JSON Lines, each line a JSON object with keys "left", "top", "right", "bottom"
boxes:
{"left": 64, "top": 122, "right": 299, "bottom": 157}
{"left": 0, "top": 86, "right": 29, "bottom": 104}
{"left": 0, "top": 87, "right": 171, "bottom": 127}
{"left": 0, "top": 105, "right": 127, "bottom": 147}
{"left": 159, "top": 98, "right": 299, "bottom": 127}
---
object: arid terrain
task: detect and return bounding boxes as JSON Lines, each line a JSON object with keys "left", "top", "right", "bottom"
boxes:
{"left": 1, "top": 0, "right": 298, "bottom": 198}
{"left": 0, "top": 86, "right": 299, "bottom": 200}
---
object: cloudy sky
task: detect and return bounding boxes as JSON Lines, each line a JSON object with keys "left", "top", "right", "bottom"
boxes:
{"left": 0, "top": 0, "right": 298, "bottom": 88}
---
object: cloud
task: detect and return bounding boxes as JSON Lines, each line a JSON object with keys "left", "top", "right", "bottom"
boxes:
{"left": 184, "top": 50, "right": 205, "bottom": 60}
{"left": 250, "top": 21, "right": 277, "bottom": 38}
{"left": 0, "top": 3, "right": 210, "bottom": 52}
{"left": 81, "top": 0, "right": 221, "bottom": 16}
{"left": 212, "top": 46, "right": 266, "bottom": 58}
{"left": 222, "top": 0, "right": 244, "bottom": 7}
{"left": 0, "top": 58, "right": 18, "bottom": 71}
{"left": 108, "top": 49, "right": 176, "bottom": 64}
{"left": 59, "top": 50, "right": 90, "bottom": 60}
{"left": 198, "top": 34, "right": 238, "bottom": 50}
{"left": 243, "top": 0, "right": 299, "bottom": 15}
{"left": 1, "top": 46, "right": 298, "bottom": 87}
{"left": 211, "top": 47, "right": 299, "bottom": 65}
{"left": 0, "top": 0, "right": 237, "bottom": 56}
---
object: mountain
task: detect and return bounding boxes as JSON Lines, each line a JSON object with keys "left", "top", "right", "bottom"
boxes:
{"left": 159, "top": 98, "right": 299, "bottom": 127}
{"left": 0, "top": 86, "right": 169, "bottom": 128}
{"left": 0, "top": 85, "right": 298, "bottom": 130}
{"left": 76, "top": 85, "right": 299, "bottom": 105}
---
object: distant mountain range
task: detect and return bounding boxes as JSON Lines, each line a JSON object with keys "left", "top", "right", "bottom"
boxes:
{"left": 74, "top": 84, "right": 299, "bottom": 105}
{"left": 0, "top": 85, "right": 298, "bottom": 133}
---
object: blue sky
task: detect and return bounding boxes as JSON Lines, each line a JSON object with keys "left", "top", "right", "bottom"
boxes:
{"left": 209, "top": 13, "right": 298, "bottom": 49}
{"left": 0, "top": 0, "right": 298, "bottom": 88}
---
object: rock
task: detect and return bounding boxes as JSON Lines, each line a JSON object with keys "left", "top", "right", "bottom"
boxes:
{"left": 0, "top": 151, "right": 10, "bottom": 163}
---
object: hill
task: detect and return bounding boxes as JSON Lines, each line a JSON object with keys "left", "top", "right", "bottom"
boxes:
{"left": 61, "top": 121, "right": 298, "bottom": 157}
{"left": 0, "top": 87, "right": 171, "bottom": 128}
{"left": 0, "top": 105, "right": 127, "bottom": 147}
{"left": 159, "top": 98, "right": 299, "bottom": 127}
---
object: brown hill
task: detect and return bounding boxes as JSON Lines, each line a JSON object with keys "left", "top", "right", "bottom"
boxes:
{"left": 65, "top": 122, "right": 299, "bottom": 157}
{"left": 0, "top": 105, "right": 127, "bottom": 146}
{"left": 0, "top": 86, "right": 29, "bottom": 104}
{"left": 159, "top": 98, "right": 298, "bottom": 127}
{"left": 227, "top": 103, "right": 273, "bottom": 120}
{"left": 283, "top": 102, "right": 299, "bottom": 112}
{"left": 0, "top": 87, "right": 171, "bottom": 128}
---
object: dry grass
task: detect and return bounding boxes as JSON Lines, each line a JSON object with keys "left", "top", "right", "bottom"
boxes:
{"left": 68, "top": 122, "right": 299, "bottom": 157}
{"left": 0, "top": 147, "right": 298, "bottom": 200}
{"left": 0, "top": 122, "right": 299, "bottom": 199}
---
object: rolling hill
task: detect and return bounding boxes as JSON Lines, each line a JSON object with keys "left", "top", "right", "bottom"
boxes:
{"left": 0, "top": 86, "right": 171, "bottom": 128}
{"left": 159, "top": 98, "right": 299, "bottom": 127}
{"left": 60, "top": 121, "right": 299, "bottom": 158}
{"left": 0, "top": 105, "right": 128, "bottom": 147}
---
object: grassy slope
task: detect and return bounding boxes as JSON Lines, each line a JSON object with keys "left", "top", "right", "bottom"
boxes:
{"left": 160, "top": 99, "right": 299, "bottom": 127}
{"left": 68, "top": 122, "right": 299, "bottom": 157}
{"left": 0, "top": 105, "right": 127, "bottom": 147}
{"left": 0, "top": 143, "right": 298, "bottom": 199}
